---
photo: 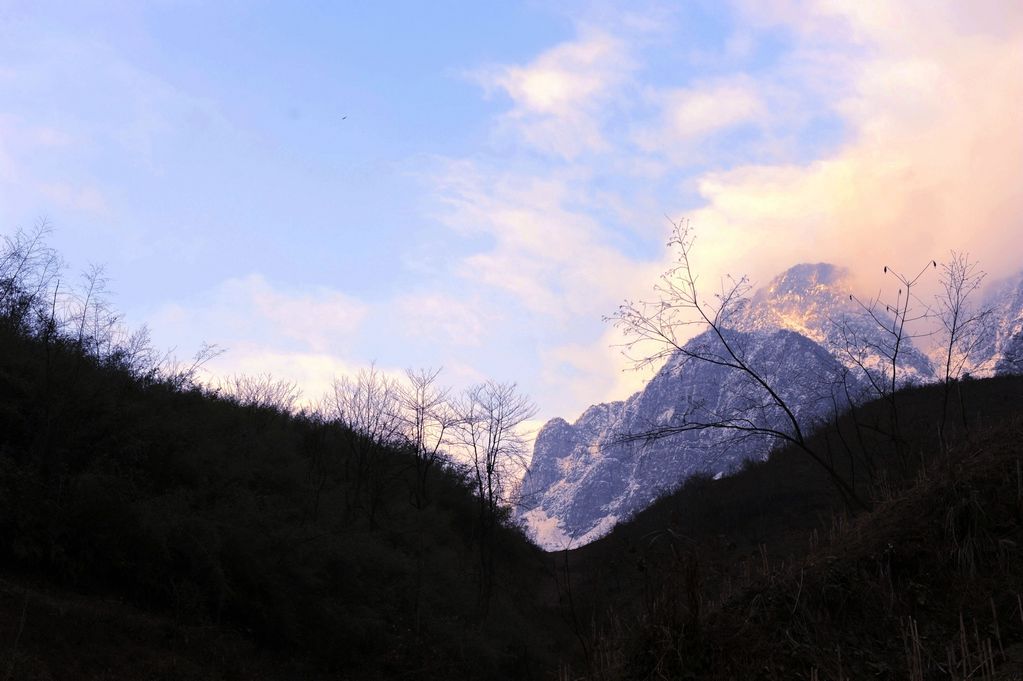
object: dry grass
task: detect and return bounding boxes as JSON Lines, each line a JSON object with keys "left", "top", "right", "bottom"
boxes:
{"left": 0, "top": 574, "right": 333, "bottom": 681}
{"left": 566, "top": 398, "right": 1023, "bottom": 681}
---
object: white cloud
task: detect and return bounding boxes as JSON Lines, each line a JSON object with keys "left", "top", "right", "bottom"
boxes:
{"left": 678, "top": 0, "right": 1023, "bottom": 295}
{"left": 0, "top": 116, "right": 110, "bottom": 217}
{"left": 540, "top": 326, "right": 658, "bottom": 418}
{"left": 37, "top": 181, "right": 110, "bottom": 216}
{"left": 395, "top": 292, "right": 492, "bottom": 347}
{"left": 150, "top": 274, "right": 368, "bottom": 356}
{"left": 633, "top": 78, "right": 766, "bottom": 153}
{"left": 201, "top": 346, "right": 363, "bottom": 409}
{"left": 146, "top": 275, "right": 378, "bottom": 408}
{"left": 473, "top": 29, "right": 634, "bottom": 158}
{"left": 434, "top": 159, "right": 662, "bottom": 320}
{"left": 449, "top": 0, "right": 1023, "bottom": 421}
{"left": 25, "top": 125, "right": 74, "bottom": 148}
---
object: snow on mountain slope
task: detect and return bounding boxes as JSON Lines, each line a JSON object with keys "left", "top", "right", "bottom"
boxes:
{"left": 976, "top": 271, "right": 1023, "bottom": 376}
{"left": 519, "top": 327, "right": 849, "bottom": 548}
{"left": 518, "top": 262, "right": 939, "bottom": 549}
{"left": 734, "top": 263, "right": 934, "bottom": 388}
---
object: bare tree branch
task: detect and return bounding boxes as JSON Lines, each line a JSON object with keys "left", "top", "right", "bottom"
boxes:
{"left": 607, "top": 218, "right": 868, "bottom": 511}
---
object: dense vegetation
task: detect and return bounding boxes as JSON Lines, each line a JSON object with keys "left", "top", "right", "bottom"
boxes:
{"left": 557, "top": 377, "right": 1023, "bottom": 680}
{"left": 0, "top": 230, "right": 568, "bottom": 679}
{"left": 2, "top": 228, "right": 1022, "bottom": 680}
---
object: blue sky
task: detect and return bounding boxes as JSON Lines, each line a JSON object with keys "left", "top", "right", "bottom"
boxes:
{"left": 2, "top": 1, "right": 1021, "bottom": 426}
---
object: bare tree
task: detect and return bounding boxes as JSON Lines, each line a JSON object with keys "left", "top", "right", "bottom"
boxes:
{"left": 935, "top": 252, "right": 992, "bottom": 441}
{"left": 0, "top": 222, "right": 63, "bottom": 330}
{"left": 394, "top": 367, "right": 459, "bottom": 636}
{"left": 325, "top": 365, "right": 404, "bottom": 445}
{"left": 68, "top": 264, "right": 123, "bottom": 359}
{"left": 454, "top": 380, "right": 536, "bottom": 614}
{"left": 1, "top": 225, "right": 185, "bottom": 385}
{"left": 160, "top": 342, "right": 225, "bottom": 390}
{"left": 323, "top": 365, "right": 404, "bottom": 526}
{"left": 107, "top": 323, "right": 161, "bottom": 380}
{"left": 398, "top": 367, "right": 456, "bottom": 508}
{"left": 219, "top": 372, "right": 302, "bottom": 413}
{"left": 842, "top": 260, "right": 936, "bottom": 465}
{"left": 608, "top": 219, "right": 868, "bottom": 510}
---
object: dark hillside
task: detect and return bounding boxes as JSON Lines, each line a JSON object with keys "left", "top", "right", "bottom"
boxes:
{"left": 558, "top": 376, "right": 1023, "bottom": 680}
{"left": 0, "top": 283, "right": 567, "bottom": 679}
{"left": 4, "top": 231, "right": 1022, "bottom": 680}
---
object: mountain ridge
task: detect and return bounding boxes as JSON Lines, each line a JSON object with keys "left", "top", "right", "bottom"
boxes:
{"left": 520, "top": 261, "right": 1023, "bottom": 548}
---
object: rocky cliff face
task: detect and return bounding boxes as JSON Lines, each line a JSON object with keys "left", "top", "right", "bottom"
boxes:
{"left": 518, "top": 263, "right": 941, "bottom": 549}
{"left": 521, "top": 263, "right": 1023, "bottom": 549}
{"left": 733, "top": 263, "right": 935, "bottom": 388}
{"left": 977, "top": 272, "right": 1023, "bottom": 376}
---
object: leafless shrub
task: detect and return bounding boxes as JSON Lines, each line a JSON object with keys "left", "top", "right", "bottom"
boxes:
{"left": 453, "top": 380, "right": 535, "bottom": 614}
{"left": 218, "top": 372, "right": 302, "bottom": 412}
{"left": 935, "top": 252, "right": 993, "bottom": 442}
{"left": 841, "top": 261, "right": 936, "bottom": 465}
{"left": 160, "top": 342, "right": 225, "bottom": 390}
{"left": 398, "top": 367, "right": 457, "bottom": 507}
{"left": 0, "top": 222, "right": 63, "bottom": 330}
{"left": 323, "top": 365, "right": 404, "bottom": 446}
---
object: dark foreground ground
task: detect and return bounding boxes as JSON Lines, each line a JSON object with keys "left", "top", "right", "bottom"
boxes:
{"left": 2, "top": 288, "right": 1023, "bottom": 680}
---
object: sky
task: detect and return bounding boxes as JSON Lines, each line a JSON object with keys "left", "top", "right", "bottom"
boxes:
{"left": 1, "top": 0, "right": 1021, "bottom": 432}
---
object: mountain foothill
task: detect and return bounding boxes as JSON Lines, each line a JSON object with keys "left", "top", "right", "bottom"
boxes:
{"left": 2, "top": 232, "right": 1023, "bottom": 680}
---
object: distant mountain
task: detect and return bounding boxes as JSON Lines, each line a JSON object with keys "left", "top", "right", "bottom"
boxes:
{"left": 975, "top": 271, "right": 1023, "bottom": 376}
{"left": 518, "top": 262, "right": 939, "bottom": 549}
{"left": 519, "top": 327, "right": 852, "bottom": 547}
{"left": 733, "top": 262, "right": 935, "bottom": 386}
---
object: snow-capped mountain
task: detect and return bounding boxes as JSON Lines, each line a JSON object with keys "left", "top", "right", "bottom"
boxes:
{"left": 733, "top": 263, "right": 935, "bottom": 387}
{"left": 519, "top": 262, "right": 939, "bottom": 549}
{"left": 974, "top": 271, "right": 1023, "bottom": 376}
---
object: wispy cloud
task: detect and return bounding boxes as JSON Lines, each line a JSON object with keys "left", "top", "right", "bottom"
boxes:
{"left": 432, "top": 0, "right": 1023, "bottom": 422}
{"left": 433, "top": 159, "right": 660, "bottom": 320}
{"left": 151, "top": 274, "right": 368, "bottom": 356}
{"left": 206, "top": 347, "right": 363, "bottom": 408}
{"left": 5, "top": 0, "right": 1020, "bottom": 430}
{"left": 395, "top": 292, "right": 492, "bottom": 347}
{"left": 541, "top": 326, "right": 658, "bottom": 410}
{"left": 632, "top": 76, "right": 766, "bottom": 155}
{"left": 472, "top": 28, "right": 634, "bottom": 158}
{"left": 37, "top": 181, "right": 110, "bottom": 216}
{"left": 680, "top": 0, "right": 1023, "bottom": 294}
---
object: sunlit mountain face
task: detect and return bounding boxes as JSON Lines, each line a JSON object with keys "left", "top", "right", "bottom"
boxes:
{"left": 520, "top": 262, "right": 1023, "bottom": 549}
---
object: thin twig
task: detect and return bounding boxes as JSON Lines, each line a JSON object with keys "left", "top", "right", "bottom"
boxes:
{"left": 2, "top": 591, "right": 29, "bottom": 681}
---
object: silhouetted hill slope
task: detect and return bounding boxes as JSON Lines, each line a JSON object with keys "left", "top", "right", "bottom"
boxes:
{"left": 0, "top": 573, "right": 338, "bottom": 681}
{"left": 5, "top": 231, "right": 1022, "bottom": 679}
{"left": 557, "top": 376, "right": 1023, "bottom": 680}
{"left": 0, "top": 317, "right": 565, "bottom": 680}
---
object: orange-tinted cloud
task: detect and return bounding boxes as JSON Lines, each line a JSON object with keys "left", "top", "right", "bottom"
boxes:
{"left": 683, "top": 0, "right": 1023, "bottom": 296}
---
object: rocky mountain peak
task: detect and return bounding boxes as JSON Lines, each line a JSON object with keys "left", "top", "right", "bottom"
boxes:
{"left": 980, "top": 270, "right": 1023, "bottom": 375}
{"left": 516, "top": 261, "right": 1023, "bottom": 549}
{"left": 763, "top": 262, "right": 849, "bottom": 296}
{"left": 732, "top": 262, "right": 854, "bottom": 345}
